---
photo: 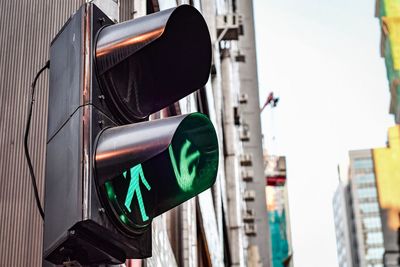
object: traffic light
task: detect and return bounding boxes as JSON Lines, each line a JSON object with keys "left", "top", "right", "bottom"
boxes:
{"left": 95, "top": 112, "right": 218, "bottom": 232}
{"left": 43, "top": 3, "right": 218, "bottom": 265}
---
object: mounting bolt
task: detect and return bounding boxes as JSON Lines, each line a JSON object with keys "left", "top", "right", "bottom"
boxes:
{"left": 98, "top": 120, "right": 104, "bottom": 128}
{"left": 98, "top": 17, "right": 105, "bottom": 25}
{"left": 69, "top": 230, "right": 75, "bottom": 235}
{"left": 98, "top": 207, "right": 105, "bottom": 214}
{"left": 98, "top": 95, "right": 105, "bottom": 101}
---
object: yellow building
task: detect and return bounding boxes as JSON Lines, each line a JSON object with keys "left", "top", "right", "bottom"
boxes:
{"left": 373, "top": 125, "right": 400, "bottom": 256}
{"left": 377, "top": 0, "right": 400, "bottom": 122}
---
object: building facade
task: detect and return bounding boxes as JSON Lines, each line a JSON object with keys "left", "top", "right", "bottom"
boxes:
{"left": 264, "top": 155, "right": 293, "bottom": 267}
{"left": 375, "top": 0, "right": 400, "bottom": 123}
{"left": 373, "top": 125, "right": 400, "bottom": 266}
{"left": 236, "top": 1, "right": 272, "bottom": 266}
{"left": 333, "top": 150, "right": 385, "bottom": 267}
{"left": 333, "top": 181, "right": 359, "bottom": 267}
{"left": 349, "top": 150, "right": 385, "bottom": 267}
{"left": 0, "top": 0, "right": 271, "bottom": 266}
{"left": 376, "top": 0, "right": 400, "bottom": 123}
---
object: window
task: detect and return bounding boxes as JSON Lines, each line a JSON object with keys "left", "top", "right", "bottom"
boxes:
{"left": 362, "top": 217, "right": 382, "bottom": 229}
{"left": 357, "top": 188, "right": 377, "bottom": 199}
{"left": 354, "top": 158, "right": 373, "bottom": 169}
{"left": 360, "top": 203, "right": 379, "bottom": 214}
{"left": 366, "top": 232, "right": 383, "bottom": 245}
{"left": 353, "top": 158, "right": 374, "bottom": 175}
{"left": 356, "top": 174, "right": 375, "bottom": 185}
{"left": 365, "top": 247, "right": 384, "bottom": 260}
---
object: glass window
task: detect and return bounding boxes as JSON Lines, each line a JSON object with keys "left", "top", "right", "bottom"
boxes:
{"left": 353, "top": 158, "right": 374, "bottom": 175}
{"left": 360, "top": 203, "right": 379, "bottom": 214}
{"left": 354, "top": 158, "right": 373, "bottom": 169}
{"left": 356, "top": 174, "right": 375, "bottom": 185}
{"left": 357, "top": 188, "right": 377, "bottom": 199}
{"left": 366, "top": 232, "right": 383, "bottom": 245}
{"left": 365, "top": 247, "right": 384, "bottom": 260}
{"left": 363, "top": 217, "right": 382, "bottom": 229}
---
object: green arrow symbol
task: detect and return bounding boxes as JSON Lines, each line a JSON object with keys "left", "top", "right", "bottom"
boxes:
{"left": 169, "top": 139, "right": 200, "bottom": 192}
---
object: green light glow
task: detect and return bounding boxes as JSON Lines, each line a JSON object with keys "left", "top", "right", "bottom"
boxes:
{"left": 120, "top": 214, "right": 128, "bottom": 224}
{"left": 102, "top": 113, "right": 219, "bottom": 230}
{"left": 105, "top": 181, "right": 116, "bottom": 200}
{"left": 123, "top": 164, "right": 151, "bottom": 222}
{"left": 169, "top": 139, "right": 200, "bottom": 192}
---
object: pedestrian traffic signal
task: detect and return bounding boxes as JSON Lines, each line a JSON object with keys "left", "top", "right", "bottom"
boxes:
{"left": 43, "top": 3, "right": 217, "bottom": 265}
{"left": 95, "top": 113, "right": 218, "bottom": 234}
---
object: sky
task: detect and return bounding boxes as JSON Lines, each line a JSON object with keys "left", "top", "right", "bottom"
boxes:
{"left": 253, "top": 0, "right": 394, "bottom": 266}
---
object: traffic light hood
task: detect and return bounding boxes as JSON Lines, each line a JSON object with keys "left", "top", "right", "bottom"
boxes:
{"left": 95, "top": 5, "right": 212, "bottom": 121}
{"left": 95, "top": 113, "right": 218, "bottom": 185}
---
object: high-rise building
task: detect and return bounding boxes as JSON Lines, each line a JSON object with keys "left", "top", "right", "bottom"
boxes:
{"left": 333, "top": 150, "right": 385, "bottom": 267}
{"left": 0, "top": 0, "right": 272, "bottom": 266}
{"left": 333, "top": 181, "right": 359, "bottom": 267}
{"left": 373, "top": 125, "right": 400, "bottom": 266}
{"left": 236, "top": 1, "right": 272, "bottom": 265}
{"left": 349, "top": 150, "right": 385, "bottom": 267}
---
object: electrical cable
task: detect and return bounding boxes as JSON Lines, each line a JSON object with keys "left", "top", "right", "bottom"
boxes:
{"left": 24, "top": 60, "right": 50, "bottom": 220}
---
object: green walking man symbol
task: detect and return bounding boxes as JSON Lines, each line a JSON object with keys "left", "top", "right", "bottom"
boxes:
{"left": 169, "top": 139, "right": 200, "bottom": 192}
{"left": 123, "top": 164, "right": 151, "bottom": 222}
{"left": 122, "top": 139, "right": 199, "bottom": 223}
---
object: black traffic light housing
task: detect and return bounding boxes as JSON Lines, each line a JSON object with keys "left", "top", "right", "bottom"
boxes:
{"left": 44, "top": 3, "right": 217, "bottom": 266}
{"left": 96, "top": 5, "right": 211, "bottom": 122}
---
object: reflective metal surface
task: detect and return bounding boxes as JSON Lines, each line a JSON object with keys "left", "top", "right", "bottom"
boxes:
{"left": 96, "top": 14, "right": 167, "bottom": 69}
{"left": 95, "top": 114, "right": 187, "bottom": 184}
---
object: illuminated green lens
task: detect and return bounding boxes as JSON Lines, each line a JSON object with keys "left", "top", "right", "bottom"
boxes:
{"left": 167, "top": 112, "right": 218, "bottom": 196}
{"left": 104, "top": 164, "right": 152, "bottom": 231}
{"left": 169, "top": 139, "right": 200, "bottom": 192}
{"left": 100, "top": 113, "right": 218, "bottom": 233}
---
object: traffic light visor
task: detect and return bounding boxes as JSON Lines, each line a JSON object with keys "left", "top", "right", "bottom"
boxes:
{"left": 95, "top": 5, "right": 212, "bottom": 121}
